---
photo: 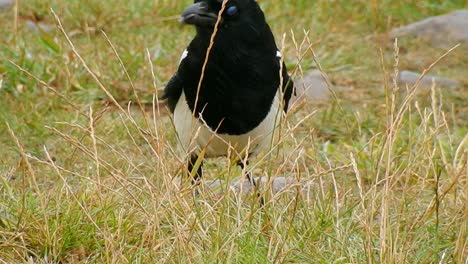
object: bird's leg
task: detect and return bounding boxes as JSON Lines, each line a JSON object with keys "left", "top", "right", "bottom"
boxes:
{"left": 237, "top": 160, "right": 255, "bottom": 187}
{"left": 237, "top": 160, "right": 264, "bottom": 206}
{"left": 188, "top": 155, "right": 203, "bottom": 187}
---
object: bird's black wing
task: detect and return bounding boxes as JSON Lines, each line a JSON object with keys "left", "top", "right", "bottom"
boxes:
{"left": 281, "top": 61, "right": 294, "bottom": 113}
{"left": 160, "top": 73, "right": 184, "bottom": 113}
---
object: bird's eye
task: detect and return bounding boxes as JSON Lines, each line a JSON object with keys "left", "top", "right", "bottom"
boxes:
{"left": 226, "top": 5, "right": 238, "bottom": 16}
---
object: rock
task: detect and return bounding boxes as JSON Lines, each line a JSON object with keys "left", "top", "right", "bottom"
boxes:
{"left": 0, "top": 0, "right": 14, "bottom": 10}
{"left": 291, "top": 70, "right": 330, "bottom": 106}
{"left": 230, "top": 176, "right": 300, "bottom": 195}
{"left": 203, "top": 176, "right": 300, "bottom": 195}
{"left": 25, "top": 20, "right": 54, "bottom": 33}
{"left": 206, "top": 179, "right": 223, "bottom": 189}
{"left": 390, "top": 10, "right": 468, "bottom": 48}
{"left": 397, "top": 70, "right": 461, "bottom": 89}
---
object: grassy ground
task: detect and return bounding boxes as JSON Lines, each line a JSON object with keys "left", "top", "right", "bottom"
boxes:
{"left": 0, "top": 0, "right": 467, "bottom": 263}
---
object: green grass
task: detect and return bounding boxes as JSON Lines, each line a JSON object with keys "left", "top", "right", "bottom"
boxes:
{"left": 1, "top": 0, "right": 467, "bottom": 263}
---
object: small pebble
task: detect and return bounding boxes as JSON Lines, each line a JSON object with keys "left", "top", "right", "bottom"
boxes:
{"left": 397, "top": 70, "right": 461, "bottom": 89}
{"left": 0, "top": 0, "right": 14, "bottom": 10}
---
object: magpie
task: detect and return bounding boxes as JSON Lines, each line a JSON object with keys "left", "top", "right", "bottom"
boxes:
{"left": 161, "top": 0, "right": 294, "bottom": 189}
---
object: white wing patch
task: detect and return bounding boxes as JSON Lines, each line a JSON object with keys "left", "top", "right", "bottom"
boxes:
{"left": 179, "top": 49, "right": 188, "bottom": 63}
{"left": 276, "top": 50, "right": 282, "bottom": 58}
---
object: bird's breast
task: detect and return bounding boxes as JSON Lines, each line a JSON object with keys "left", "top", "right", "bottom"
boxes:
{"left": 173, "top": 91, "right": 281, "bottom": 158}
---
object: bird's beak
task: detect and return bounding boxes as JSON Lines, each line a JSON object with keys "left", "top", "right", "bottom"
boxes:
{"left": 180, "top": 2, "right": 219, "bottom": 27}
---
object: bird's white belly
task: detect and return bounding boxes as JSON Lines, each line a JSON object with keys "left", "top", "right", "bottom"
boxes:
{"left": 173, "top": 91, "right": 280, "bottom": 158}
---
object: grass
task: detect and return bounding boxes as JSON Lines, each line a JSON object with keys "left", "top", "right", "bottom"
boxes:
{"left": 0, "top": 0, "right": 467, "bottom": 263}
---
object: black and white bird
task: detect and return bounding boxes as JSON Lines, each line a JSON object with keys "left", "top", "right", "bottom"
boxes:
{"left": 161, "top": 0, "right": 294, "bottom": 187}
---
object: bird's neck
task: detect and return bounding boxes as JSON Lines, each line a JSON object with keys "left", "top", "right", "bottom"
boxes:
{"left": 194, "top": 27, "right": 277, "bottom": 57}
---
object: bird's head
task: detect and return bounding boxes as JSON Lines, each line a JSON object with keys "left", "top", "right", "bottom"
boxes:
{"left": 180, "top": 0, "right": 265, "bottom": 31}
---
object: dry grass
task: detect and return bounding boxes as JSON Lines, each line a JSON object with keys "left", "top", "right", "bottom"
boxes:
{"left": 0, "top": 0, "right": 467, "bottom": 263}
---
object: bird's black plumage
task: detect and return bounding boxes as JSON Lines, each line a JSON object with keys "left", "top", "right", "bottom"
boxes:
{"left": 161, "top": 0, "right": 294, "bottom": 187}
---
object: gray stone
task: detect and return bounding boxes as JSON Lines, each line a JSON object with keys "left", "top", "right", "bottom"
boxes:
{"left": 291, "top": 70, "right": 330, "bottom": 106}
{"left": 25, "top": 20, "right": 54, "bottom": 33}
{"left": 390, "top": 10, "right": 468, "bottom": 48}
{"left": 230, "top": 176, "right": 300, "bottom": 194}
{"left": 206, "top": 179, "right": 223, "bottom": 189}
{"left": 183, "top": 176, "right": 327, "bottom": 204}
{"left": 397, "top": 70, "right": 461, "bottom": 89}
{"left": 202, "top": 176, "right": 301, "bottom": 195}
{"left": 0, "top": 0, "right": 14, "bottom": 9}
